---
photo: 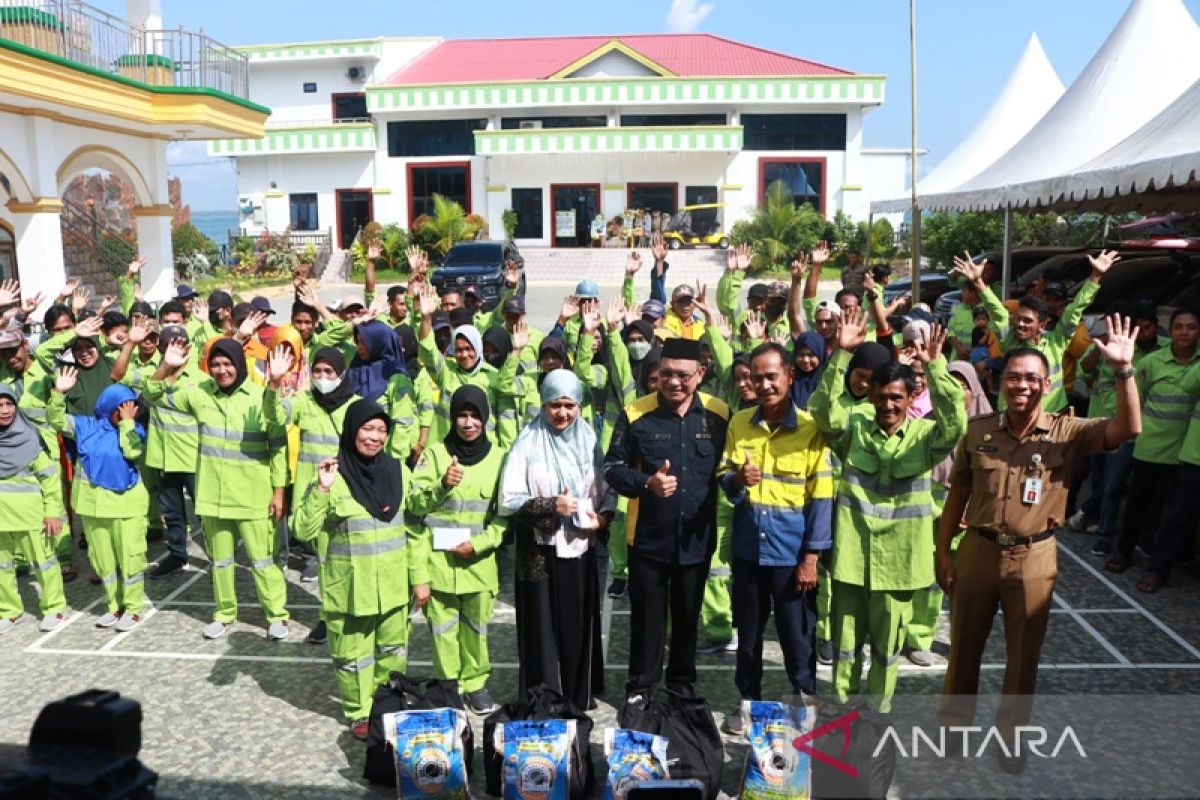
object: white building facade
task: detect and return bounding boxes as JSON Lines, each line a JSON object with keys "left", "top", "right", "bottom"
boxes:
{"left": 214, "top": 34, "right": 910, "bottom": 250}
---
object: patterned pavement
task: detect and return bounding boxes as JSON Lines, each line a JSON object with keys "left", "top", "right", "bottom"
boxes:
{"left": 2, "top": 520, "right": 1199, "bottom": 798}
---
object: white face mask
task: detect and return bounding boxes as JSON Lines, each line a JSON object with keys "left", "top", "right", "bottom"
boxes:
{"left": 627, "top": 340, "right": 652, "bottom": 361}
{"left": 312, "top": 375, "right": 343, "bottom": 395}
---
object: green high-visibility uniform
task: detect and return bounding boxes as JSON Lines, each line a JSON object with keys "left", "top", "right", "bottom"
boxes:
{"left": 0, "top": 451, "right": 66, "bottom": 619}
{"left": 1132, "top": 346, "right": 1200, "bottom": 465}
{"left": 945, "top": 302, "right": 976, "bottom": 355}
{"left": 601, "top": 329, "right": 641, "bottom": 583}
{"left": 810, "top": 349, "right": 966, "bottom": 711}
{"left": 263, "top": 387, "right": 363, "bottom": 518}
{"left": 418, "top": 331, "right": 516, "bottom": 444}
{"left": 17, "top": 365, "right": 74, "bottom": 569}
{"left": 116, "top": 350, "right": 163, "bottom": 533}
{"left": 293, "top": 471, "right": 415, "bottom": 722}
{"left": 715, "top": 269, "right": 789, "bottom": 348}
{"left": 308, "top": 318, "right": 353, "bottom": 366}
{"left": 48, "top": 393, "right": 149, "bottom": 614}
{"left": 144, "top": 376, "right": 290, "bottom": 625}
{"left": 380, "top": 374, "right": 420, "bottom": 461}
{"left": 979, "top": 278, "right": 1097, "bottom": 412}
{"left": 408, "top": 443, "right": 506, "bottom": 693}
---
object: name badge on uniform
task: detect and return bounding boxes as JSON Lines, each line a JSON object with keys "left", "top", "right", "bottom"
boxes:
{"left": 1022, "top": 477, "right": 1044, "bottom": 506}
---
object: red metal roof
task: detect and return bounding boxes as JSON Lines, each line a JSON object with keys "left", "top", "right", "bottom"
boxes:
{"left": 386, "top": 34, "right": 854, "bottom": 85}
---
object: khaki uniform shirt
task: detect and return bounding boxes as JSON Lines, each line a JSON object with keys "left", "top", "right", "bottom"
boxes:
{"left": 950, "top": 411, "right": 1110, "bottom": 537}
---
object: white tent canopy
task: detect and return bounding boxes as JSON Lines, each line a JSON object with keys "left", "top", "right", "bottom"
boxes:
{"left": 886, "top": 0, "right": 1200, "bottom": 214}
{"left": 871, "top": 34, "right": 1064, "bottom": 214}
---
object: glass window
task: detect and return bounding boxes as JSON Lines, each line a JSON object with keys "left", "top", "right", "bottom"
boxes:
{"left": 685, "top": 185, "right": 719, "bottom": 206}
{"left": 742, "top": 114, "right": 846, "bottom": 151}
{"left": 760, "top": 160, "right": 824, "bottom": 213}
{"left": 0, "top": 224, "right": 16, "bottom": 283}
{"left": 332, "top": 93, "right": 368, "bottom": 121}
{"left": 387, "top": 119, "right": 486, "bottom": 157}
{"left": 620, "top": 113, "right": 727, "bottom": 127}
{"left": 629, "top": 184, "right": 677, "bottom": 215}
{"left": 510, "top": 188, "right": 543, "bottom": 239}
{"left": 500, "top": 116, "right": 607, "bottom": 129}
{"left": 289, "top": 193, "right": 318, "bottom": 231}
{"left": 409, "top": 164, "right": 470, "bottom": 223}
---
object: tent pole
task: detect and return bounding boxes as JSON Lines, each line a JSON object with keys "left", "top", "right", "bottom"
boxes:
{"left": 1002, "top": 206, "right": 1013, "bottom": 301}
{"left": 909, "top": 0, "right": 921, "bottom": 307}
{"left": 865, "top": 211, "right": 874, "bottom": 265}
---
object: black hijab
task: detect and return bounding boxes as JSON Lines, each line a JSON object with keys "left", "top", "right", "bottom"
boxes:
{"left": 207, "top": 338, "right": 248, "bottom": 395}
{"left": 481, "top": 327, "right": 513, "bottom": 370}
{"left": 537, "top": 336, "right": 569, "bottom": 371}
{"left": 846, "top": 342, "right": 892, "bottom": 399}
{"left": 311, "top": 347, "right": 356, "bottom": 413}
{"left": 443, "top": 385, "right": 492, "bottom": 466}
{"left": 622, "top": 320, "right": 661, "bottom": 396}
{"left": 65, "top": 337, "right": 114, "bottom": 416}
{"left": 338, "top": 399, "right": 402, "bottom": 522}
{"left": 395, "top": 324, "right": 421, "bottom": 376}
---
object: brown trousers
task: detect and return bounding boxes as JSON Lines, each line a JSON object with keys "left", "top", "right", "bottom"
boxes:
{"left": 939, "top": 531, "right": 1058, "bottom": 740}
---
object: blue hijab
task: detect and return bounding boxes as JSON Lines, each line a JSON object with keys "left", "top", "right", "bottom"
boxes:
{"left": 74, "top": 384, "right": 145, "bottom": 493}
{"left": 790, "top": 331, "right": 830, "bottom": 410}
{"left": 349, "top": 320, "right": 408, "bottom": 401}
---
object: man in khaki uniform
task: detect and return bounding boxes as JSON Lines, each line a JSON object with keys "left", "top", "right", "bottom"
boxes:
{"left": 936, "top": 315, "right": 1142, "bottom": 772}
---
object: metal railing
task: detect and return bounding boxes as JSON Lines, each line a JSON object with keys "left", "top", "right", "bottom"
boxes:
{"left": 227, "top": 228, "right": 334, "bottom": 270}
{"left": 0, "top": 0, "right": 249, "bottom": 98}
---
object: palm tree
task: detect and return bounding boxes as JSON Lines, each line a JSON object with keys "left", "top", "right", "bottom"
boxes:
{"left": 732, "top": 181, "right": 824, "bottom": 271}
{"left": 418, "top": 194, "right": 482, "bottom": 258}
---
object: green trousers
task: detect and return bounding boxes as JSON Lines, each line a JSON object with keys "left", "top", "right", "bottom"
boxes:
{"left": 0, "top": 530, "right": 66, "bottom": 619}
{"left": 426, "top": 589, "right": 495, "bottom": 693}
{"left": 140, "top": 465, "right": 163, "bottom": 534}
{"left": 80, "top": 516, "right": 148, "bottom": 615}
{"left": 327, "top": 606, "right": 409, "bottom": 722}
{"left": 701, "top": 495, "right": 733, "bottom": 643}
{"left": 816, "top": 560, "right": 832, "bottom": 643}
{"left": 905, "top": 584, "right": 943, "bottom": 651}
{"left": 201, "top": 517, "right": 289, "bottom": 624}
{"left": 831, "top": 580, "right": 913, "bottom": 713}
{"left": 608, "top": 497, "right": 628, "bottom": 581}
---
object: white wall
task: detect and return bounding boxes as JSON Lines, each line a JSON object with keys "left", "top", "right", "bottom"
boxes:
{"left": 861, "top": 150, "right": 913, "bottom": 217}
{"left": 249, "top": 62, "right": 375, "bottom": 123}
{"left": 236, "top": 153, "right": 376, "bottom": 235}
{"left": 568, "top": 51, "right": 660, "bottom": 78}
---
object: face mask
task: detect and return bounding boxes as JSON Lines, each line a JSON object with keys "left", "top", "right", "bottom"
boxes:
{"left": 312, "top": 375, "right": 343, "bottom": 395}
{"left": 627, "top": 340, "right": 652, "bottom": 361}
{"left": 484, "top": 353, "right": 504, "bottom": 369}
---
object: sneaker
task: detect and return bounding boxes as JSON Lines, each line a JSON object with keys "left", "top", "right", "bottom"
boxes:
{"left": 96, "top": 611, "right": 119, "bottom": 628}
{"left": 301, "top": 561, "right": 319, "bottom": 583}
{"left": 306, "top": 620, "right": 328, "bottom": 645}
{"left": 607, "top": 578, "right": 627, "bottom": 599}
{"left": 114, "top": 613, "right": 141, "bottom": 632}
{"left": 817, "top": 639, "right": 834, "bottom": 665}
{"left": 39, "top": 613, "right": 65, "bottom": 632}
{"left": 907, "top": 648, "right": 934, "bottom": 667}
{"left": 268, "top": 619, "right": 290, "bottom": 641}
{"left": 0, "top": 617, "right": 19, "bottom": 635}
{"left": 1090, "top": 538, "right": 1112, "bottom": 556}
{"left": 203, "top": 620, "right": 230, "bottom": 639}
{"left": 150, "top": 554, "right": 187, "bottom": 579}
{"left": 1066, "top": 511, "right": 1088, "bottom": 532}
{"left": 463, "top": 689, "right": 499, "bottom": 715}
{"left": 723, "top": 705, "right": 746, "bottom": 736}
{"left": 350, "top": 718, "right": 370, "bottom": 740}
{"left": 697, "top": 635, "right": 736, "bottom": 655}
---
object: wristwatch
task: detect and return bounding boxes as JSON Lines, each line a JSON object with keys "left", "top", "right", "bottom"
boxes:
{"left": 1115, "top": 366, "right": 1135, "bottom": 380}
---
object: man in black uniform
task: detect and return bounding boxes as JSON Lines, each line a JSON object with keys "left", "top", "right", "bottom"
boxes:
{"left": 605, "top": 338, "right": 730, "bottom": 699}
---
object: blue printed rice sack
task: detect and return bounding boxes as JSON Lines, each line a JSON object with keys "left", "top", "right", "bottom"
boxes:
{"left": 384, "top": 708, "right": 471, "bottom": 799}
{"left": 496, "top": 718, "right": 575, "bottom": 800}
{"left": 740, "top": 700, "right": 814, "bottom": 800}
{"left": 603, "top": 728, "right": 670, "bottom": 799}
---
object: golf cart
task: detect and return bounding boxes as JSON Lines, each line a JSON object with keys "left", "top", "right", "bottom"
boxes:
{"left": 662, "top": 203, "right": 730, "bottom": 250}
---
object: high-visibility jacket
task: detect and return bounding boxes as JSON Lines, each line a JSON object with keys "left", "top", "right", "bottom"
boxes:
{"left": 47, "top": 392, "right": 149, "bottom": 518}
{"left": 143, "top": 377, "right": 288, "bottom": 519}
{"left": 1134, "top": 346, "right": 1200, "bottom": 465}
{"left": 810, "top": 350, "right": 967, "bottom": 591}
{"left": 407, "top": 443, "right": 506, "bottom": 595}
{"left": 293, "top": 471, "right": 416, "bottom": 616}
{"left": 264, "top": 388, "right": 362, "bottom": 499}
{"left": 17, "top": 369, "right": 57, "bottom": 451}
{"left": 1086, "top": 338, "right": 1166, "bottom": 419}
{"left": 132, "top": 361, "right": 204, "bottom": 474}
{"left": 418, "top": 332, "right": 509, "bottom": 442}
{"left": 0, "top": 451, "right": 63, "bottom": 531}
{"left": 380, "top": 374, "right": 419, "bottom": 460}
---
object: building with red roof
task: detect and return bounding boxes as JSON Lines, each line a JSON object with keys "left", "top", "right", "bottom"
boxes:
{"left": 215, "top": 33, "right": 910, "bottom": 250}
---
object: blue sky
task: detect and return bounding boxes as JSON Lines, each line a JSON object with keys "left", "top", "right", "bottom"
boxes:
{"left": 90, "top": 0, "right": 1200, "bottom": 211}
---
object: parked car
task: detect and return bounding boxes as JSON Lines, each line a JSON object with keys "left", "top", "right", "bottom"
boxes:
{"left": 882, "top": 272, "right": 954, "bottom": 309}
{"left": 430, "top": 241, "right": 525, "bottom": 311}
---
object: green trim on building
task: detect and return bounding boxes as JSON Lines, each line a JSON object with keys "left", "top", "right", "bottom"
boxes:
{"left": 369, "top": 75, "right": 886, "bottom": 112}
{"left": 115, "top": 53, "right": 177, "bottom": 70}
{"left": 238, "top": 39, "right": 382, "bottom": 60}
{"left": 207, "top": 123, "right": 376, "bottom": 156}
{"left": 474, "top": 125, "right": 743, "bottom": 155}
{"left": 0, "top": 6, "right": 63, "bottom": 28}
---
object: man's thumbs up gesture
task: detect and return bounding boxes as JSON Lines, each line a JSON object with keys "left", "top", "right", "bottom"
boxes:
{"left": 647, "top": 459, "right": 677, "bottom": 498}
{"left": 736, "top": 454, "right": 762, "bottom": 489}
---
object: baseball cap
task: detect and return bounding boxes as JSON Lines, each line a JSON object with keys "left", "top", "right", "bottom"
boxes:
{"left": 128, "top": 301, "right": 155, "bottom": 319}
{"left": 158, "top": 324, "right": 188, "bottom": 351}
{"left": 208, "top": 290, "right": 234, "bottom": 310}
{"left": 502, "top": 296, "right": 526, "bottom": 316}
{"left": 431, "top": 311, "right": 452, "bottom": 332}
{"left": 174, "top": 284, "right": 198, "bottom": 300}
{"left": 642, "top": 299, "right": 666, "bottom": 320}
{"left": 747, "top": 283, "right": 769, "bottom": 299}
{"left": 386, "top": 285, "right": 407, "bottom": 301}
{"left": 250, "top": 296, "right": 275, "bottom": 316}
{"left": 0, "top": 328, "right": 25, "bottom": 350}
{"left": 575, "top": 279, "right": 600, "bottom": 299}
{"left": 766, "top": 281, "right": 788, "bottom": 299}
{"left": 332, "top": 295, "right": 366, "bottom": 312}
{"left": 671, "top": 284, "right": 696, "bottom": 302}
{"left": 1043, "top": 281, "right": 1069, "bottom": 299}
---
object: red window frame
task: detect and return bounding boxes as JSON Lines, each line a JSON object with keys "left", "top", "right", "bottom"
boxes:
{"left": 757, "top": 157, "right": 827, "bottom": 215}
{"left": 330, "top": 92, "right": 368, "bottom": 122}
{"left": 406, "top": 161, "right": 472, "bottom": 226}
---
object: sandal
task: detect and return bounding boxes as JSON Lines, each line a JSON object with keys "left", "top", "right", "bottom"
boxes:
{"left": 60, "top": 566, "right": 77, "bottom": 583}
{"left": 1136, "top": 573, "right": 1167, "bottom": 594}
{"left": 1104, "top": 555, "right": 1132, "bottom": 573}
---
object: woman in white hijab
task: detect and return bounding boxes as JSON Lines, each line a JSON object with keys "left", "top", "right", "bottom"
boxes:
{"left": 500, "top": 369, "right": 615, "bottom": 710}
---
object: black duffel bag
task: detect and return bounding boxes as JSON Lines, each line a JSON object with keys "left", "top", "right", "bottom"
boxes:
{"left": 809, "top": 702, "right": 895, "bottom": 800}
{"left": 363, "top": 673, "right": 474, "bottom": 786}
{"left": 483, "top": 684, "right": 595, "bottom": 798}
{"left": 618, "top": 689, "right": 724, "bottom": 800}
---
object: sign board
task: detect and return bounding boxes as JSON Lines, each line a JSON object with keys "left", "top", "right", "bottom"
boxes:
{"left": 555, "top": 210, "right": 576, "bottom": 238}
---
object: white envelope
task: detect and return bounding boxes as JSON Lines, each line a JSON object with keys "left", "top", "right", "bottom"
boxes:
{"left": 433, "top": 527, "right": 471, "bottom": 551}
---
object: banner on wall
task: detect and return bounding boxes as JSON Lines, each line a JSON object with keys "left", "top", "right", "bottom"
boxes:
{"left": 555, "top": 210, "right": 576, "bottom": 237}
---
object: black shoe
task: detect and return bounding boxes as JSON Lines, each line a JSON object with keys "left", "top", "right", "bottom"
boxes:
{"left": 817, "top": 639, "right": 834, "bottom": 665}
{"left": 463, "top": 689, "right": 499, "bottom": 715}
{"left": 607, "top": 578, "right": 627, "bottom": 599}
{"left": 306, "top": 620, "right": 327, "bottom": 645}
{"left": 146, "top": 528, "right": 164, "bottom": 542}
{"left": 1090, "top": 538, "right": 1111, "bottom": 556}
{"left": 150, "top": 554, "right": 187, "bottom": 579}
{"left": 301, "top": 561, "right": 319, "bottom": 583}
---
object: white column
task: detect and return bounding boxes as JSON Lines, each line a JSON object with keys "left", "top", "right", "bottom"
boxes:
{"left": 842, "top": 109, "right": 866, "bottom": 218}
{"left": 9, "top": 201, "right": 67, "bottom": 305}
{"left": 133, "top": 208, "right": 173, "bottom": 302}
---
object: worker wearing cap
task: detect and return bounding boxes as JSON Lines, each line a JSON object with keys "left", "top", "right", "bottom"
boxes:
{"left": 939, "top": 322, "right": 1141, "bottom": 772}
{"left": 962, "top": 250, "right": 1119, "bottom": 412}
{"left": 558, "top": 279, "right": 602, "bottom": 357}
{"left": 663, "top": 285, "right": 707, "bottom": 342}
{"left": 173, "top": 285, "right": 208, "bottom": 348}
{"left": 498, "top": 296, "right": 542, "bottom": 374}
{"left": 0, "top": 327, "right": 34, "bottom": 397}
{"left": 810, "top": 313, "right": 966, "bottom": 712}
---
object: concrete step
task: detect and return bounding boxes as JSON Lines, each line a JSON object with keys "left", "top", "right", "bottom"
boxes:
{"left": 320, "top": 249, "right": 350, "bottom": 283}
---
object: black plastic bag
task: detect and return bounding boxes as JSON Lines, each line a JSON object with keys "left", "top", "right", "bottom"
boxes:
{"left": 809, "top": 702, "right": 895, "bottom": 800}
{"left": 483, "top": 684, "right": 595, "bottom": 798}
{"left": 363, "top": 673, "right": 474, "bottom": 786}
{"left": 618, "top": 689, "right": 724, "bottom": 800}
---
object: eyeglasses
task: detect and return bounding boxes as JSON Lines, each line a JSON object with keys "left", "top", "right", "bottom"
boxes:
{"left": 659, "top": 369, "right": 699, "bottom": 383}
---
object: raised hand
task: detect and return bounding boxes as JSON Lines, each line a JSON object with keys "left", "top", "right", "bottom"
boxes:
{"left": 406, "top": 246, "right": 429, "bottom": 276}
{"left": 836, "top": 306, "right": 868, "bottom": 352}
{"left": 20, "top": 291, "right": 44, "bottom": 316}
{"left": 625, "top": 251, "right": 643, "bottom": 277}
{"left": 725, "top": 247, "right": 740, "bottom": 273}
{"left": 862, "top": 272, "right": 877, "bottom": 293}
{"left": 58, "top": 277, "right": 79, "bottom": 302}
{"left": 554, "top": 487, "right": 578, "bottom": 516}
{"left": 237, "top": 310, "right": 267, "bottom": 340}
{"left": 96, "top": 295, "right": 117, "bottom": 316}
{"left": 117, "top": 400, "right": 138, "bottom": 421}
{"left": 442, "top": 455, "right": 464, "bottom": 489}
{"left": 743, "top": 310, "right": 767, "bottom": 341}
{"left": 296, "top": 282, "right": 320, "bottom": 309}
{"left": 0, "top": 279, "right": 20, "bottom": 306}
{"left": 737, "top": 454, "right": 762, "bottom": 488}
{"left": 1094, "top": 314, "right": 1135, "bottom": 369}
{"left": 72, "top": 315, "right": 104, "bottom": 341}
{"left": 1088, "top": 249, "right": 1121, "bottom": 278}
{"left": 503, "top": 258, "right": 522, "bottom": 287}
{"left": 950, "top": 251, "right": 986, "bottom": 285}
{"left": 368, "top": 292, "right": 390, "bottom": 318}
{"left": 71, "top": 286, "right": 92, "bottom": 314}
{"left": 126, "top": 256, "right": 146, "bottom": 276}
{"left": 605, "top": 297, "right": 626, "bottom": 331}
{"left": 651, "top": 232, "right": 668, "bottom": 264}
{"left": 581, "top": 307, "right": 602, "bottom": 334}
{"left": 626, "top": 303, "right": 643, "bottom": 326}
{"left": 191, "top": 296, "right": 209, "bottom": 323}
{"left": 315, "top": 457, "right": 339, "bottom": 491}
{"left": 417, "top": 284, "right": 439, "bottom": 319}
{"left": 695, "top": 282, "right": 710, "bottom": 314}
{"left": 511, "top": 318, "right": 530, "bottom": 352}
{"left": 53, "top": 365, "right": 78, "bottom": 395}
{"left": 790, "top": 254, "right": 809, "bottom": 282}
{"left": 735, "top": 243, "right": 752, "bottom": 272}
{"left": 713, "top": 312, "right": 732, "bottom": 341}
{"left": 811, "top": 241, "right": 831, "bottom": 265}
{"left": 266, "top": 343, "right": 295, "bottom": 387}
{"left": 558, "top": 294, "right": 580, "bottom": 323}
{"left": 127, "top": 319, "right": 154, "bottom": 345}
{"left": 646, "top": 460, "right": 677, "bottom": 498}
{"left": 367, "top": 242, "right": 381, "bottom": 261}
{"left": 162, "top": 340, "right": 190, "bottom": 369}
{"left": 914, "top": 323, "right": 947, "bottom": 364}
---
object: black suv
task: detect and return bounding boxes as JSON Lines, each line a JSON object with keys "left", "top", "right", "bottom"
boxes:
{"left": 430, "top": 241, "right": 526, "bottom": 311}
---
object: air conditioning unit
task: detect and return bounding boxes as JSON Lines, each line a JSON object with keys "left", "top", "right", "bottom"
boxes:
{"left": 518, "top": 120, "right": 543, "bottom": 130}
{"left": 346, "top": 66, "right": 368, "bottom": 83}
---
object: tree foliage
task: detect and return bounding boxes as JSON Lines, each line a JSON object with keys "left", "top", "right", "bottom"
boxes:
{"left": 412, "top": 195, "right": 484, "bottom": 258}
{"left": 918, "top": 211, "right": 1114, "bottom": 268}
{"left": 729, "top": 181, "right": 827, "bottom": 273}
